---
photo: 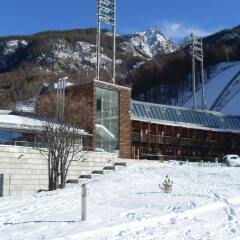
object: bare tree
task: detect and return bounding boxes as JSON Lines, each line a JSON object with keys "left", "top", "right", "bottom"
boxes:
{"left": 34, "top": 92, "right": 90, "bottom": 190}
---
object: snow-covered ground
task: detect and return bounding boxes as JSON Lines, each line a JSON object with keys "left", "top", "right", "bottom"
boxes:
{"left": 1, "top": 161, "right": 240, "bottom": 240}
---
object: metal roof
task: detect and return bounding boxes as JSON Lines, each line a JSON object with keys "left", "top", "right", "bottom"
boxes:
{"left": 131, "top": 101, "right": 240, "bottom": 133}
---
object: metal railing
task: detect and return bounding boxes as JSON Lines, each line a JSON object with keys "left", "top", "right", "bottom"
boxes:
{"left": 0, "top": 139, "right": 37, "bottom": 148}
{"left": 0, "top": 139, "right": 91, "bottom": 151}
{"left": 131, "top": 133, "right": 237, "bottom": 150}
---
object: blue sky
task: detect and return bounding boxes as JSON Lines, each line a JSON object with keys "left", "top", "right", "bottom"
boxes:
{"left": 0, "top": 0, "right": 239, "bottom": 41}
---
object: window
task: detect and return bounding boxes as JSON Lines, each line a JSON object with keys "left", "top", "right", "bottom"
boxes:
{"left": 96, "top": 87, "right": 119, "bottom": 153}
{"left": 97, "top": 99, "right": 102, "bottom": 111}
{"left": 0, "top": 130, "right": 35, "bottom": 143}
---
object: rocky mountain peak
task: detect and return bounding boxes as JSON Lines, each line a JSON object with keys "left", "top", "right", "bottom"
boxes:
{"left": 125, "top": 26, "right": 178, "bottom": 59}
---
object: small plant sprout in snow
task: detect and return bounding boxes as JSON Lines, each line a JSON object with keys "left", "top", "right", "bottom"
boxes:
{"left": 160, "top": 175, "right": 173, "bottom": 193}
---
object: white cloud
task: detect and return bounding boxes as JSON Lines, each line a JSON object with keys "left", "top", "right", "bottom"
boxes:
{"left": 160, "top": 21, "right": 212, "bottom": 41}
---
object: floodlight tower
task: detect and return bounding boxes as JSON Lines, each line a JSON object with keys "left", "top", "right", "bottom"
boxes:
{"left": 96, "top": 0, "right": 117, "bottom": 84}
{"left": 189, "top": 33, "right": 205, "bottom": 110}
{"left": 56, "top": 78, "right": 66, "bottom": 120}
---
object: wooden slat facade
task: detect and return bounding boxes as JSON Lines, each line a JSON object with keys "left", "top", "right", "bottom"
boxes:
{"left": 131, "top": 120, "right": 240, "bottom": 161}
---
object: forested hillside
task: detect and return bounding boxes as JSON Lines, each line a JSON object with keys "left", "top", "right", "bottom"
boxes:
{"left": 0, "top": 25, "right": 239, "bottom": 109}
{"left": 131, "top": 26, "right": 240, "bottom": 105}
{"left": 0, "top": 27, "right": 177, "bottom": 108}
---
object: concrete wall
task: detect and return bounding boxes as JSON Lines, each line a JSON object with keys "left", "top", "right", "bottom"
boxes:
{"left": 0, "top": 145, "right": 117, "bottom": 197}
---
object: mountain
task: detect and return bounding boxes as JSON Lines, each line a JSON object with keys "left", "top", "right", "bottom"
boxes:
{"left": 0, "top": 29, "right": 118, "bottom": 74}
{"left": 131, "top": 25, "right": 240, "bottom": 114}
{"left": 0, "top": 27, "right": 178, "bottom": 108}
{"left": 1, "top": 25, "right": 240, "bottom": 113}
{"left": 204, "top": 25, "right": 240, "bottom": 45}
{"left": 122, "top": 27, "right": 178, "bottom": 59}
{"left": 0, "top": 27, "right": 177, "bottom": 74}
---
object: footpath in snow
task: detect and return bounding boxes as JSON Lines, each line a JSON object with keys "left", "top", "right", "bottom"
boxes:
{"left": 1, "top": 161, "right": 240, "bottom": 240}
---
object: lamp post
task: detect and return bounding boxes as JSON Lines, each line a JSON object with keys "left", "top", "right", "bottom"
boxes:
{"left": 189, "top": 33, "right": 205, "bottom": 110}
{"left": 81, "top": 183, "right": 88, "bottom": 221}
{"left": 56, "top": 78, "right": 66, "bottom": 120}
{"left": 96, "top": 0, "right": 117, "bottom": 84}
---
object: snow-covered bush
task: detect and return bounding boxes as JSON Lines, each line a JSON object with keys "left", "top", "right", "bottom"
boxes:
{"left": 160, "top": 175, "right": 173, "bottom": 193}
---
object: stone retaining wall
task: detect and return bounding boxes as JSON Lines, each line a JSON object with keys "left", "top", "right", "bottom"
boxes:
{"left": 0, "top": 145, "right": 117, "bottom": 196}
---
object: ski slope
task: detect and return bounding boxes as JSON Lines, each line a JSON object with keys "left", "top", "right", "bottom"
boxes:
{"left": 1, "top": 161, "right": 240, "bottom": 240}
{"left": 222, "top": 92, "right": 240, "bottom": 115}
{"left": 185, "top": 62, "right": 240, "bottom": 115}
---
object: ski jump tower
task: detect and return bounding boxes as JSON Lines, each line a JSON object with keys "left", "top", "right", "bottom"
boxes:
{"left": 96, "top": 0, "right": 117, "bottom": 84}
{"left": 189, "top": 33, "right": 205, "bottom": 110}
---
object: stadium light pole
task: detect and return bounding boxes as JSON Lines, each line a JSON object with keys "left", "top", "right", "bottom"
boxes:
{"left": 57, "top": 78, "right": 66, "bottom": 120}
{"left": 189, "top": 33, "right": 205, "bottom": 110}
{"left": 96, "top": 0, "right": 117, "bottom": 84}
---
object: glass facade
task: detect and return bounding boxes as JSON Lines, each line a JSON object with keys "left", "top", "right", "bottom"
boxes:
{"left": 0, "top": 130, "right": 36, "bottom": 145}
{"left": 0, "top": 131, "right": 23, "bottom": 141}
{"left": 96, "top": 87, "right": 119, "bottom": 152}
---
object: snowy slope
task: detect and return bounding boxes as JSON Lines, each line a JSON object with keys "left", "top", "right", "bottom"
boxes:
{"left": 184, "top": 62, "right": 240, "bottom": 115}
{"left": 0, "top": 39, "right": 28, "bottom": 56}
{"left": 222, "top": 92, "right": 240, "bottom": 115}
{"left": 1, "top": 162, "right": 240, "bottom": 240}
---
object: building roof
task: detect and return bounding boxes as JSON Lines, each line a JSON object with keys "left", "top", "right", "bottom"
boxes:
{"left": 131, "top": 101, "right": 240, "bottom": 133}
{"left": 0, "top": 113, "right": 90, "bottom": 136}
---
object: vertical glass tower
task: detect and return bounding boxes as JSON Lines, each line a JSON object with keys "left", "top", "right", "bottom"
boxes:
{"left": 96, "top": 87, "right": 119, "bottom": 152}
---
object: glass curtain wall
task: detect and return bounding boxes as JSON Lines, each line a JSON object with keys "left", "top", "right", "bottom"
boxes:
{"left": 96, "top": 87, "right": 119, "bottom": 152}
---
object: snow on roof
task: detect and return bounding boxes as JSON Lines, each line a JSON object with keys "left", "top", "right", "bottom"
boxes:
{"left": 0, "top": 114, "right": 89, "bottom": 136}
{"left": 0, "top": 114, "right": 43, "bottom": 132}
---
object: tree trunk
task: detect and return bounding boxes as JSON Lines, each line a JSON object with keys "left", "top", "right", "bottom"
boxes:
{"left": 48, "top": 152, "right": 54, "bottom": 191}
{"left": 60, "top": 174, "right": 66, "bottom": 189}
{"left": 60, "top": 160, "right": 66, "bottom": 189}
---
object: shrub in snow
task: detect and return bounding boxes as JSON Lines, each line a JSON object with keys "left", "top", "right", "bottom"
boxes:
{"left": 160, "top": 175, "right": 173, "bottom": 193}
